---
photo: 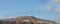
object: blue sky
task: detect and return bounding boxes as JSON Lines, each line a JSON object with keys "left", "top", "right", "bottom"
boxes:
{"left": 0, "top": 0, "right": 60, "bottom": 23}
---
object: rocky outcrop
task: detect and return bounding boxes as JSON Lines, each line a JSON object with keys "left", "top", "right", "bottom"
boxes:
{"left": 0, "top": 16, "right": 57, "bottom": 24}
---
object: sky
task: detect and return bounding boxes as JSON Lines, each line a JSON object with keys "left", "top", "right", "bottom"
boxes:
{"left": 0, "top": 0, "right": 60, "bottom": 23}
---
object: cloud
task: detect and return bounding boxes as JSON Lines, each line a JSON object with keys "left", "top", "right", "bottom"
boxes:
{"left": 43, "top": 3, "right": 52, "bottom": 11}
{"left": 35, "top": 0, "right": 60, "bottom": 23}
{"left": 42, "top": 0, "right": 60, "bottom": 23}
{"left": 50, "top": 0, "right": 60, "bottom": 23}
{"left": 51, "top": 0, "right": 60, "bottom": 3}
{"left": 55, "top": 8, "right": 60, "bottom": 14}
{"left": 52, "top": 0, "right": 60, "bottom": 18}
{"left": 35, "top": 0, "right": 54, "bottom": 14}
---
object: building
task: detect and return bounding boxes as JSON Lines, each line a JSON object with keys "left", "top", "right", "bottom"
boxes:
{"left": 0, "top": 16, "right": 57, "bottom": 24}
